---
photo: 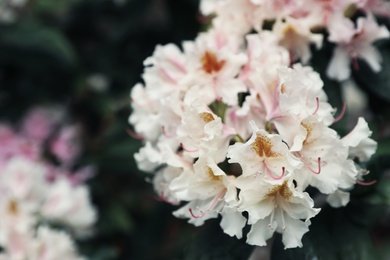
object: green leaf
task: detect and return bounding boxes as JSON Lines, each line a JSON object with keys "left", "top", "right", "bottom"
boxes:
{"left": 34, "top": 0, "right": 80, "bottom": 14}
{"left": 376, "top": 137, "right": 390, "bottom": 157}
{"left": 97, "top": 138, "right": 141, "bottom": 175}
{"left": 0, "top": 21, "right": 77, "bottom": 71}
{"left": 364, "top": 179, "right": 390, "bottom": 205}
{"left": 107, "top": 204, "right": 133, "bottom": 233}
{"left": 271, "top": 203, "right": 383, "bottom": 260}
{"left": 333, "top": 221, "right": 378, "bottom": 260}
{"left": 182, "top": 219, "right": 253, "bottom": 260}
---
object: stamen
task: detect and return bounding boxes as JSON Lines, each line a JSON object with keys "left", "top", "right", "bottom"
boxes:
{"left": 281, "top": 211, "right": 286, "bottom": 231}
{"left": 189, "top": 188, "right": 226, "bottom": 218}
{"left": 264, "top": 163, "right": 285, "bottom": 180}
{"left": 333, "top": 102, "right": 347, "bottom": 123}
{"left": 298, "top": 154, "right": 321, "bottom": 174}
{"left": 180, "top": 143, "right": 199, "bottom": 153}
{"left": 356, "top": 180, "right": 377, "bottom": 186}
{"left": 162, "top": 126, "right": 175, "bottom": 138}
{"left": 268, "top": 209, "right": 275, "bottom": 230}
{"left": 307, "top": 157, "right": 321, "bottom": 174}
{"left": 312, "top": 97, "right": 320, "bottom": 115}
{"left": 126, "top": 128, "right": 144, "bottom": 140}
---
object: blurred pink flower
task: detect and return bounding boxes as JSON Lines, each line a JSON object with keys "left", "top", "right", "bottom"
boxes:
{"left": 50, "top": 126, "right": 81, "bottom": 167}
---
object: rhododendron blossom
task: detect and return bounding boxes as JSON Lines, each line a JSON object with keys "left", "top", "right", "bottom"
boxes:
{"left": 130, "top": 0, "right": 379, "bottom": 250}
{"left": 198, "top": 0, "right": 390, "bottom": 79}
{"left": 0, "top": 107, "right": 97, "bottom": 259}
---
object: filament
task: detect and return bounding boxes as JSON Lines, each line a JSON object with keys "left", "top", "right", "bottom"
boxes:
{"left": 333, "top": 102, "right": 347, "bottom": 123}
{"left": 298, "top": 154, "right": 321, "bottom": 174}
{"left": 180, "top": 143, "right": 199, "bottom": 153}
{"left": 162, "top": 126, "right": 175, "bottom": 138}
{"left": 264, "top": 163, "right": 285, "bottom": 180}
{"left": 281, "top": 211, "right": 286, "bottom": 230}
{"left": 312, "top": 97, "right": 320, "bottom": 115}
{"left": 189, "top": 188, "right": 226, "bottom": 218}
{"left": 268, "top": 209, "right": 275, "bottom": 230}
{"left": 356, "top": 180, "right": 377, "bottom": 186}
{"left": 126, "top": 128, "right": 144, "bottom": 140}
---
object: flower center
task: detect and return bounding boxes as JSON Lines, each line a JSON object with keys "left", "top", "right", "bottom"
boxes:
{"left": 252, "top": 134, "right": 280, "bottom": 158}
{"left": 199, "top": 112, "right": 215, "bottom": 123}
{"left": 206, "top": 166, "right": 222, "bottom": 181}
{"left": 8, "top": 200, "right": 18, "bottom": 215}
{"left": 201, "top": 51, "right": 226, "bottom": 74}
{"left": 301, "top": 122, "right": 314, "bottom": 146}
{"left": 265, "top": 180, "right": 292, "bottom": 200}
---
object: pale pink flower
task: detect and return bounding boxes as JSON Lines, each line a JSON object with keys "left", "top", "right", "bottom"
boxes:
{"left": 142, "top": 44, "right": 188, "bottom": 99}
{"left": 183, "top": 29, "right": 247, "bottom": 105}
{"left": 342, "top": 117, "right": 377, "bottom": 161}
{"left": 357, "top": 0, "right": 390, "bottom": 17}
{"left": 0, "top": 157, "right": 47, "bottom": 208}
{"left": 293, "top": 117, "right": 345, "bottom": 194}
{"left": 41, "top": 178, "right": 97, "bottom": 235}
{"left": 177, "top": 100, "right": 236, "bottom": 162}
{"left": 272, "top": 17, "right": 323, "bottom": 63}
{"left": 172, "top": 156, "right": 245, "bottom": 238}
{"left": 21, "top": 107, "right": 61, "bottom": 143}
{"left": 129, "top": 83, "right": 161, "bottom": 141}
{"left": 327, "top": 14, "right": 390, "bottom": 80}
{"left": 227, "top": 121, "right": 301, "bottom": 179}
{"left": 236, "top": 175, "right": 320, "bottom": 248}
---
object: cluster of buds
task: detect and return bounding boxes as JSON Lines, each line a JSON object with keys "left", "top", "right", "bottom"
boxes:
{"left": 0, "top": 107, "right": 96, "bottom": 259}
{"left": 130, "top": 0, "right": 380, "bottom": 249}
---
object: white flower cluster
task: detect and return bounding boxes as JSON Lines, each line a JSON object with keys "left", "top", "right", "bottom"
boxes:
{"left": 201, "top": 0, "right": 390, "bottom": 81}
{"left": 0, "top": 108, "right": 96, "bottom": 259}
{"left": 130, "top": 1, "right": 378, "bottom": 249}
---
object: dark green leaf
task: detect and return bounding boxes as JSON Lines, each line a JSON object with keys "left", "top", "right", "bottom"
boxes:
{"left": 0, "top": 21, "right": 77, "bottom": 70}
{"left": 353, "top": 41, "right": 390, "bottom": 103}
{"left": 182, "top": 219, "right": 253, "bottom": 260}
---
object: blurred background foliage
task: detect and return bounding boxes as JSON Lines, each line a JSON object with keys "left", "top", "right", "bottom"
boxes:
{"left": 1, "top": 0, "right": 390, "bottom": 259}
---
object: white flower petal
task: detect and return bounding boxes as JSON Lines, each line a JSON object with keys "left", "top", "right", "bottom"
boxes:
{"left": 246, "top": 217, "right": 275, "bottom": 247}
{"left": 327, "top": 189, "right": 350, "bottom": 208}
{"left": 327, "top": 46, "right": 351, "bottom": 81}
{"left": 220, "top": 208, "right": 246, "bottom": 239}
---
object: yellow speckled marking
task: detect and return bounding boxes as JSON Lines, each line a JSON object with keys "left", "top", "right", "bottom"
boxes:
{"left": 252, "top": 134, "right": 280, "bottom": 158}
{"left": 265, "top": 181, "right": 292, "bottom": 200}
